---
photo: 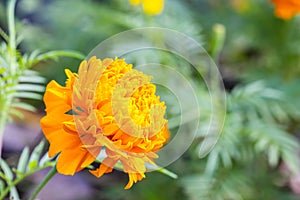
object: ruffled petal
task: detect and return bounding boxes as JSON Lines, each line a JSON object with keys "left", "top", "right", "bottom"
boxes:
{"left": 89, "top": 157, "right": 118, "bottom": 178}
{"left": 56, "top": 147, "right": 95, "bottom": 175}
{"left": 125, "top": 173, "right": 145, "bottom": 189}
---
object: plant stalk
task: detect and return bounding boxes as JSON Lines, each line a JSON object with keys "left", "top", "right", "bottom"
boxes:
{"left": 8, "top": 0, "right": 17, "bottom": 66}
{"left": 29, "top": 166, "right": 57, "bottom": 200}
{"left": 0, "top": 0, "right": 18, "bottom": 158}
{"left": 0, "top": 102, "right": 10, "bottom": 157}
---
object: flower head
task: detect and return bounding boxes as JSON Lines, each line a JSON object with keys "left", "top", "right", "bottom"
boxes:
{"left": 40, "top": 57, "right": 169, "bottom": 189}
{"left": 130, "top": 0, "right": 164, "bottom": 15}
{"left": 271, "top": 0, "right": 300, "bottom": 20}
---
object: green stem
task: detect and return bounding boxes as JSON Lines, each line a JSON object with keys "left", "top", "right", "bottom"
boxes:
{"left": 0, "top": 165, "right": 49, "bottom": 199}
{"left": 0, "top": 0, "right": 17, "bottom": 158}
{"left": 0, "top": 102, "right": 9, "bottom": 157}
{"left": 8, "top": 0, "right": 17, "bottom": 77}
{"left": 29, "top": 166, "right": 57, "bottom": 200}
{"left": 0, "top": 27, "right": 9, "bottom": 41}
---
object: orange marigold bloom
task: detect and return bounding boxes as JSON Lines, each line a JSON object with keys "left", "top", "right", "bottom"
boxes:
{"left": 271, "top": 0, "right": 300, "bottom": 19}
{"left": 40, "top": 57, "right": 169, "bottom": 189}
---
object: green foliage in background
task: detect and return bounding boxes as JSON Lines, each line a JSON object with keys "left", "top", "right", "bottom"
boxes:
{"left": 0, "top": 0, "right": 300, "bottom": 199}
{"left": 0, "top": 0, "right": 84, "bottom": 199}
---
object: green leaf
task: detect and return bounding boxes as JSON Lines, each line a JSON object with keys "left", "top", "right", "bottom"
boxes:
{"left": 181, "top": 170, "right": 254, "bottom": 200}
{"left": 8, "top": 108, "right": 24, "bottom": 119}
{"left": 27, "top": 141, "right": 45, "bottom": 171}
{"left": 14, "top": 84, "right": 45, "bottom": 92}
{"left": 19, "top": 75, "right": 46, "bottom": 84}
{"left": 0, "top": 179, "right": 4, "bottom": 192}
{"left": 1, "top": 158, "right": 20, "bottom": 199}
{"left": 11, "top": 102, "right": 37, "bottom": 112}
{"left": 39, "top": 153, "right": 54, "bottom": 167}
{"left": 13, "top": 92, "right": 43, "bottom": 100}
{"left": 28, "top": 49, "right": 41, "bottom": 63}
{"left": 30, "top": 50, "right": 85, "bottom": 66}
{"left": 268, "top": 145, "right": 279, "bottom": 167}
{"left": 17, "top": 146, "right": 30, "bottom": 176}
{"left": 0, "top": 27, "right": 9, "bottom": 42}
{"left": 205, "top": 150, "right": 219, "bottom": 175}
{"left": 0, "top": 159, "right": 13, "bottom": 180}
{"left": 23, "top": 69, "right": 41, "bottom": 76}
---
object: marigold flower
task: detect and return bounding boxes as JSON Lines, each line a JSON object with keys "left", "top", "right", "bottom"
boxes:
{"left": 40, "top": 56, "right": 169, "bottom": 189}
{"left": 271, "top": 0, "right": 300, "bottom": 19}
{"left": 129, "top": 0, "right": 164, "bottom": 15}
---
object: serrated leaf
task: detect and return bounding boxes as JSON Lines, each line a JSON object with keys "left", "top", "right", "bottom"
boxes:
{"left": 17, "top": 146, "right": 30, "bottom": 176}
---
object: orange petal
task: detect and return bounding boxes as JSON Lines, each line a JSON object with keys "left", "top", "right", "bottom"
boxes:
{"left": 89, "top": 157, "right": 118, "bottom": 178}
{"left": 124, "top": 172, "right": 145, "bottom": 189}
{"left": 44, "top": 128, "right": 81, "bottom": 157}
{"left": 56, "top": 147, "right": 95, "bottom": 175}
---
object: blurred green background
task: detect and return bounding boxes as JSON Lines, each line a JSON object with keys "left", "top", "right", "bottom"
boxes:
{"left": 1, "top": 0, "right": 300, "bottom": 199}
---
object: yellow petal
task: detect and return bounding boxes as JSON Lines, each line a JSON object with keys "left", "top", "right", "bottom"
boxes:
{"left": 142, "top": 0, "right": 164, "bottom": 15}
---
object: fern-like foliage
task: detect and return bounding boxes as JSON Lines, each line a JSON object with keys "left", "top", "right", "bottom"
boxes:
{"left": 0, "top": 1, "right": 84, "bottom": 198}
{"left": 182, "top": 80, "right": 300, "bottom": 200}
{"left": 0, "top": 42, "right": 84, "bottom": 120}
{"left": 0, "top": 0, "right": 85, "bottom": 128}
{"left": 0, "top": 44, "right": 44, "bottom": 119}
{"left": 0, "top": 140, "right": 54, "bottom": 199}
{"left": 226, "top": 81, "right": 300, "bottom": 172}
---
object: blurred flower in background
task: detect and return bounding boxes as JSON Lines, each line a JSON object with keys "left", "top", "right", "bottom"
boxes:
{"left": 129, "top": 0, "right": 164, "bottom": 15}
{"left": 271, "top": 0, "right": 300, "bottom": 19}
